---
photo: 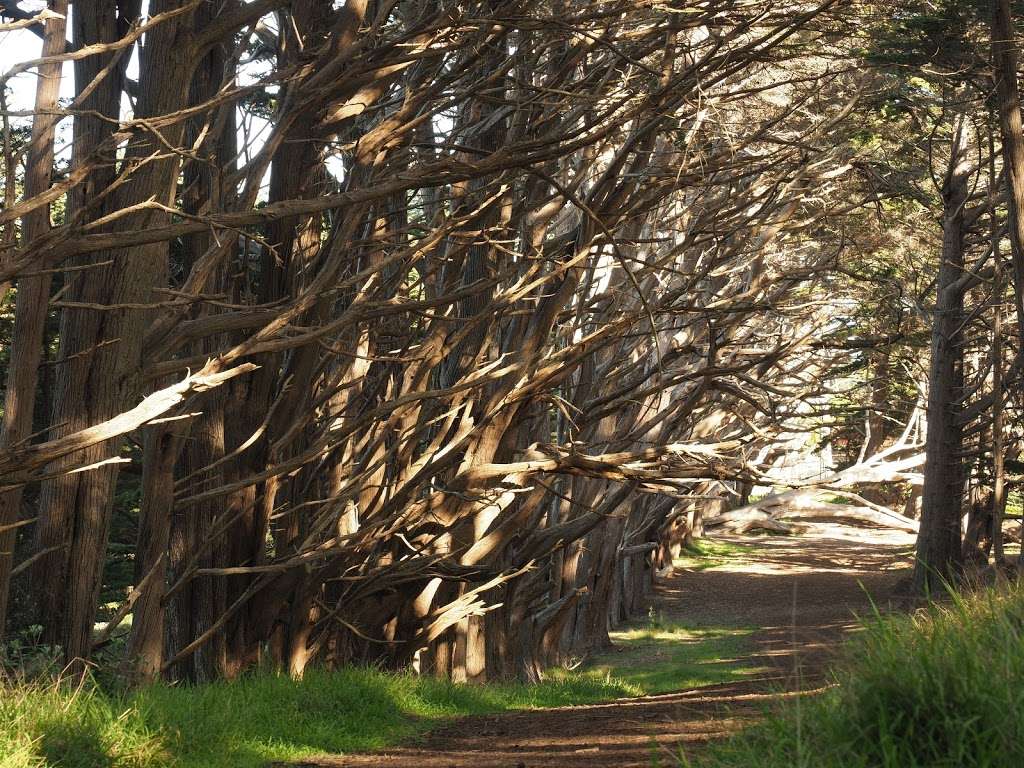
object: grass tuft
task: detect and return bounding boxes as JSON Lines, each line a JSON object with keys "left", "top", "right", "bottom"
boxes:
{"left": 692, "top": 582, "right": 1024, "bottom": 768}
{"left": 0, "top": 676, "right": 168, "bottom": 768}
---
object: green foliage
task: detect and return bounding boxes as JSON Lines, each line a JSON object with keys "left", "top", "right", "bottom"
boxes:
{"left": 690, "top": 583, "right": 1024, "bottom": 768}
{"left": 862, "top": 1, "right": 993, "bottom": 75}
{"left": 0, "top": 625, "right": 61, "bottom": 680}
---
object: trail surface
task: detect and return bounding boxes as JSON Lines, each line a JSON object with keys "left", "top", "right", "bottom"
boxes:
{"left": 290, "top": 519, "right": 915, "bottom": 768}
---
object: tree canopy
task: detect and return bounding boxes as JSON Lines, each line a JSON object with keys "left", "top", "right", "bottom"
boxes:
{"left": 0, "top": 0, "right": 1022, "bottom": 685}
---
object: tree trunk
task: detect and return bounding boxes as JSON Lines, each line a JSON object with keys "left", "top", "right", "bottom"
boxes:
{"left": 33, "top": 1, "right": 197, "bottom": 666}
{"left": 29, "top": 0, "right": 130, "bottom": 649}
{"left": 992, "top": 0, "right": 1024, "bottom": 332}
{"left": 128, "top": 424, "right": 187, "bottom": 681}
{"left": 913, "top": 119, "right": 970, "bottom": 594}
{"left": 0, "top": 0, "right": 67, "bottom": 638}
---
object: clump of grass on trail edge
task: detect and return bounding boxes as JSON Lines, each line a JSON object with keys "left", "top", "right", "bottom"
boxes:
{"left": 688, "top": 582, "right": 1024, "bottom": 768}
{"left": 0, "top": 676, "right": 168, "bottom": 768}
{"left": 1, "top": 666, "right": 637, "bottom": 768}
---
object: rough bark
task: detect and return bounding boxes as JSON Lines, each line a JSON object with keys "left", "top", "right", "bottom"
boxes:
{"left": 913, "top": 121, "right": 971, "bottom": 595}
{"left": 33, "top": 0, "right": 200, "bottom": 665}
{"left": 993, "top": 0, "right": 1024, "bottom": 330}
{"left": 0, "top": 0, "right": 67, "bottom": 637}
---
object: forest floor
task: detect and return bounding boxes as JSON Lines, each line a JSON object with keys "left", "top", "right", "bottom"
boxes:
{"left": 289, "top": 518, "right": 917, "bottom": 768}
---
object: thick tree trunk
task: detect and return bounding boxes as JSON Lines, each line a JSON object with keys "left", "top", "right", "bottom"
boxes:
{"left": 30, "top": 0, "right": 131, "bottom": 649}
{"left": 993, "top": 0, "right": 1024, "bottom": 331}
{"left": 162, "top": 8, "right": 237, "bottom": 680}
{"left": 128, "top": 425, "right": 187, "bottom": 681}
{"left": 168, "top": 398, "right": 228, "bottom": 682}
{"left": 0, "top": 0, "right": 67, "bottom": 638}
{"left": 962, "top": 487, "right": 994, "bottom": 566}
{"left": 33, "top": 1, "right": 197, "bottom": 666}
{"left": 913, "top": 121, "right": 970, "bottom": 594}
{"left": 991, "top": 293, "right": 1008, "bottom": 566}
{"left": 991, "top": 0, "right": 1022, "bottom": 566}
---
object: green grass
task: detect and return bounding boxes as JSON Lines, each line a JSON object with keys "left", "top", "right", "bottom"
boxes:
{"left": 675, "top": 538, "right": 761, "bottom": 572}
{"left": 0, "top": 667, "right": 639, "bottom": 768}
{"left": 1, "top": 608, "right": 762, "bottom": 768}
{"left": 0, "top": 676, "right": 168, "bottom": 768}
{"left": 562, "top": 615, "right": 761, "bottom": 695}
{"left": 689, "top": 582, "right": 1024, "bottom": 768}
{"left": 2, "top": 537, "right": 763, "bottom": 768}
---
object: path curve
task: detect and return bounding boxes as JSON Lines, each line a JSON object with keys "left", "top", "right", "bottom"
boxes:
{"left": 287, "top": 519, "right": 915, "bottom": 768}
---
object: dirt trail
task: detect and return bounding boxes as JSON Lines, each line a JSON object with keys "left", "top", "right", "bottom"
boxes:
{"left": 290, "top": 519, "right": 915, "bottom": 768}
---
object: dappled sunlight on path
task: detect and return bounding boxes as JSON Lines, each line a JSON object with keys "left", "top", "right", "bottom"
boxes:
{"left": 285, "top": 519, "right": 915, "bottom": 768}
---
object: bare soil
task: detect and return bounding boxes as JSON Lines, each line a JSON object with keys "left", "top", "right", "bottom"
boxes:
{"left": 286, "top": 519, "right": 916, "bottom": 768}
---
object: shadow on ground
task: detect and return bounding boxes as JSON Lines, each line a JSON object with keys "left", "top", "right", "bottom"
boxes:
{"left": 284, "top": 519, "right": 915, "bottom": 768}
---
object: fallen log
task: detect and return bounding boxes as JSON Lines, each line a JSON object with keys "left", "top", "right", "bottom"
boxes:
{"left": 718, "top": 516, "right": 797, "bottom": 535}
{"left": 705, "top": 489, "right": 919, "bottom": 533}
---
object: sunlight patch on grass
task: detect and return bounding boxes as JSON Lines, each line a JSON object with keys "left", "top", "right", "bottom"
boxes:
{"left": 0, "top": 666, "right": 642, "bottom": 768}
{"left": 674, "top": 537, "right": 763, "bottom": 572}
{"left": 140, "top": 670, "right": 643, "bottom": 767}
{"left": 557, "top": 615, "right": 763, "bottom": 695}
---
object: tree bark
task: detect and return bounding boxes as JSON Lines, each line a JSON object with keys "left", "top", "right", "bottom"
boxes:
{"left": 33, "top": 0, "right": 198, "bottom": 666}
{"left": 128, "top": 424, "right": 187, "bottom": 681}
{"left": 992, "top": 0, "right": 1024, "bottom": 332}
{"left": 913, "top": 119, "right": 970, "bottom": 594}
{"left": 0, "top": 0, "right": 67, "bottom": 639}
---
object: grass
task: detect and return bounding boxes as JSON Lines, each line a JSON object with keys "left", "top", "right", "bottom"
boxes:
{"left": 0, "top": 676, "right": 167, "bottom": 768}
{"left": 674, "top": 538, "right": 762, "bottom": 572}
{"left": 562, "top": 614, "right": 761, "bottom": 695}
{"left": 0, "top": 667, "right": 638, "bottom": 768}
{"left": 1, "top": 608, "right": 758, "bottom": 768}
{"left": 2, "top": 535, "right": 762, "bottom": 768}
{"left": 688, "top": 581, "right": 1024, "bottom": 768}
{"left": 1, "top": 606, "right": 761, "bottom": 768}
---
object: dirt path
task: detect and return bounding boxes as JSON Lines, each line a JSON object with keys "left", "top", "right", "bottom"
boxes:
{"left": 290, "top": 520, "right": 915, "bottom": 768}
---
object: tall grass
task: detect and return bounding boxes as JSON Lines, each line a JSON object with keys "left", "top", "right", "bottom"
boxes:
{"left": 695, "top": 582, "right": 1024, "bottom": 768}
{"left": 0, "top": 675, "right": 167, "bottom": 768}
